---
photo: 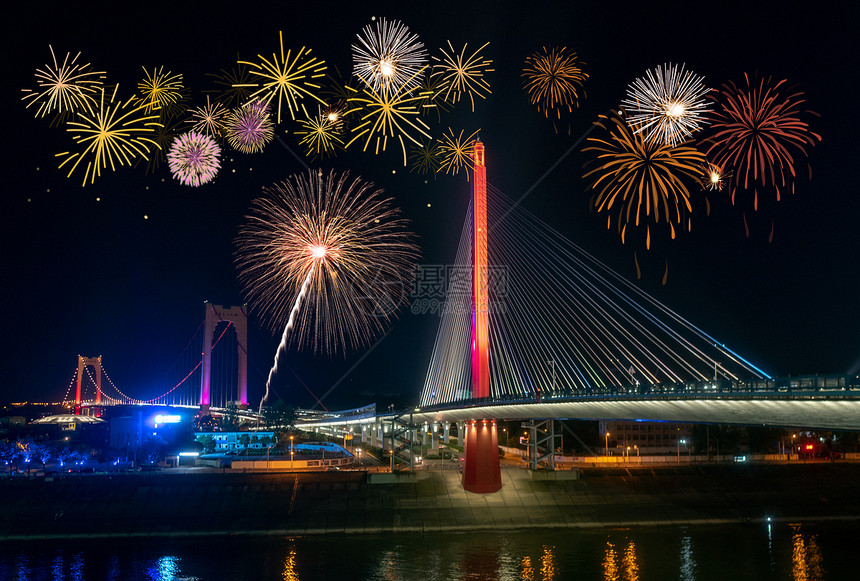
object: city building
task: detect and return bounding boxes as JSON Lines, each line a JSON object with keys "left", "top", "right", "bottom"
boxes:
{"left": 598, "top": 420, "right": 693, "bottom": 455}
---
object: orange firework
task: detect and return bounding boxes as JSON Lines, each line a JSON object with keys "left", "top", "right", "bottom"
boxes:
{"left": 523, "top": 46, "right": 587, "bottom": 119}
{"left": 583, "top": 110, "right": 706, "bottom": 249}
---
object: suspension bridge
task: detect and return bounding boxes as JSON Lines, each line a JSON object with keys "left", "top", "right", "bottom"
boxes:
{"left": 63, "top": 303, "right": 255, "bottom": 419}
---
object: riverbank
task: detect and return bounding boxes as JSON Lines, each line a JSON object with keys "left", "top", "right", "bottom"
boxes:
{"left": 2, "top": 463, "right": 858, "bottom": 540}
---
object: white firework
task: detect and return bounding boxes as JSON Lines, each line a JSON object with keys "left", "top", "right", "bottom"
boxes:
{"left": 352, "top": 18, "right": 427, "bottom": 96}
{"left": 621, "top": 63, "right": 711, "bottom": 146}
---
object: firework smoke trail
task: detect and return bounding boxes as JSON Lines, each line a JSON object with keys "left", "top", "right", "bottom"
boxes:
{"left": 259, "top": 265, "right": 315, "bottom": 415}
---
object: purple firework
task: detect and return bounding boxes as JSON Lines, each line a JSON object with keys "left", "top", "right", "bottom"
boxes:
{"left": 167, "top": 131, "right": 221, "bottom": 186}
{"left": 225, "top": 99, "right": 274, "bottom": 153}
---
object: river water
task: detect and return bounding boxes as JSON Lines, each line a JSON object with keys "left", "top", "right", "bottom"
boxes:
{"left": 1, "top": 522, "right": 853, "bottom": 580}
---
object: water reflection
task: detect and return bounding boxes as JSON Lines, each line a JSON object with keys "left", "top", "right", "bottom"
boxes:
{"left": 70, "top": 552, "right": 84, "bottom": 581}
{"left": 282, "top": 544, "right": 299, "bottom": 581}
{"left": 679, "top": 532, "right": 695, "bottom": 581}
{"left": 602, "top": 539, "right": 639, "bottom": 581}
{"left": 520, "top": 545, "right": 557, "bottom": 580}
{"left": 0, "top": 523, "right": 852, "bottom": 580}
{"left": 791, "top": 525, "right": 825, "bottom": 581}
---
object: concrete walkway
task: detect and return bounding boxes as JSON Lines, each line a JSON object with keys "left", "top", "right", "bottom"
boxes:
{"left": 2, "top": 463, "right": 859, "bottom": 540}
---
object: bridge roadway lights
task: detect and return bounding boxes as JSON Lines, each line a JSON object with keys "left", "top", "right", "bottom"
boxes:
{"left": 463, "top": 419, "right": 502, "bottom": 494}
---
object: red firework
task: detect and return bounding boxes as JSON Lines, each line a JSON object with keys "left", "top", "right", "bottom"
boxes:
{"left": 703, "top": 73, "right": 821, "bottom": 210}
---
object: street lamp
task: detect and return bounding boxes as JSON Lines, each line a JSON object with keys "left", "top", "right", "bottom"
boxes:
{"left": 266, "top": 443, "right": 273, "bottom": 472}
{"left": 290, "top": 435, "right": 294, "bottom": 470}
{"left": 605, "top": 432, "right": 610, "bottom": 456}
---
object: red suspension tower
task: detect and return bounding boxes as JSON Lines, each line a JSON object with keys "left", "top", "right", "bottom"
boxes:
{"left": 462, "top": 141, "right": 502, "bottom": 493}
{"left": 199, "top": 303, "right": 248, "bottom": 415}
{"left": 74, "top": 355, "right": 102, "bottom": 415}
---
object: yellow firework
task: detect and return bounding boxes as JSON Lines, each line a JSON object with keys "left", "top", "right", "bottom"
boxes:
{"left": 345, "top": 73, "right": 432, "bottom": 166}
{"left": 237, "top": 32, "right": 327, "bottom": 124}
{"left": 408, "top": 140, "right": 442, "bottom": 176}
{"left": 437, "top": 128, "right": 480, "bottom": 179}
{"left": 22, "top": 45, "right": 105, "bottom": 119}
{"left": 136, "top": 66, "right": 185, "bottom": 115}
{"left": 523, "top": 46, "right": 588, "bottom": 118}
{"left": 582, "top": 110, "right": 706, "bottom": 249}
{"left": 295, "top": 107, "right": 344, "bottom": 159}
{"left": 187, "top": 95, "right": 229, "bottom": 139}
{"left": 55, "top": 85, "right": 162, "bottom": 186}
{"left": 431, "top": 41, "right": 493, "bottom": 112}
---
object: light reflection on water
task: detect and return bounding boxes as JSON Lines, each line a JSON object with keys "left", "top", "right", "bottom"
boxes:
{"left": 791, "top": 525, "right": 825, "bottom": 581}
{"left": 0, "top": 522, "right": 850, "bottom": 580}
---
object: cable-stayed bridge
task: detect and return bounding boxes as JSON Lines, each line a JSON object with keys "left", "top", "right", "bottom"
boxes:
{"left": 295, "top": 142, "right": 860, "bottom": 492}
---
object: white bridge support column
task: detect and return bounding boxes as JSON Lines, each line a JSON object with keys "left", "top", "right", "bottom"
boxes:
{"left": 457, "top": 421, "right": 465, "bottom": 448}
{"left": 431, "top": 422, "right": 438, "bottom": 453}
{"left": 443, "top": 422, "right": 450, "bottom": 444}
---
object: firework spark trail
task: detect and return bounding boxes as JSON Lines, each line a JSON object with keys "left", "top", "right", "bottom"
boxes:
{"left": 259, "top": 266, "right": 315, "bottom": 415}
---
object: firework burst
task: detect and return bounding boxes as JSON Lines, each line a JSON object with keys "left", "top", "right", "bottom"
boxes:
{"left": 295, "top": 107, "right": 345, "bottom": 160}
{"left": 22, "top": 45, "right": 105, "bottom": 119}
{"left": 238, "top": 33, "right": 327, "bottom": 124}
{"left": 187, "top": 95, "right": 228, "bottom": 139}
{"left": 621, "top": 62, "right": 711, "bottom": 147}
{"left": 352, "top": 18, "right": 428, "bottom": 97}
{"left": 523, "top": 46, "right": 588, "bottom": 119}
{"left": 409, "top": 140, "right": 443, "bottom": 176}
{"left": 235, "top": 170, "right": 420, "bottom": 355}
{"left": 582, "top": 110, "right": 706, "bottom": 249}
{"left": 167, "top": 131, "right": 221, "bottom": 187}
{"left": 703, "top": 73, "right": 821, "bottom": 209}
{"left": 699, "top": 162, "right": 731, "bottom": 192}
{"left": 430, "top": 41, "right": 493, "bottom": 112}
{"left": 55, "top": 85, "right": 162, "bottom": 186}
{"left": 205, "top": 59, "right": 253, "bottom": 108}
{"left": 345, "top": 78, "right": 432, "bottom": 165}
{"left": 437, "top": 128, "right": 480, "bottom": 179}
{"left": 136, "top": 66, "right": 185, "bottom": 115}
{"left": 224, "top": 100, "right": 274, "bottom": 154}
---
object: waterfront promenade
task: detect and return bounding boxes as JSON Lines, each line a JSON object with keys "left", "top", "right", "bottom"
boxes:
{"left": 2, "top": 463, "right": 859, "bottom": 540}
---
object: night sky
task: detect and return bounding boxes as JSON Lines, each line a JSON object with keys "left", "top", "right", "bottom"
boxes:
{"left": 4, "top": 1, "right": 859, "bottom": 409}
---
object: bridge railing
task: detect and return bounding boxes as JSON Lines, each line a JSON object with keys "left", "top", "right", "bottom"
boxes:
{"left": 295, "top": 404, "right": 377, "bottom": 424}
{"left": 417, "top": 374, "right": 860, "bottom": 412}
